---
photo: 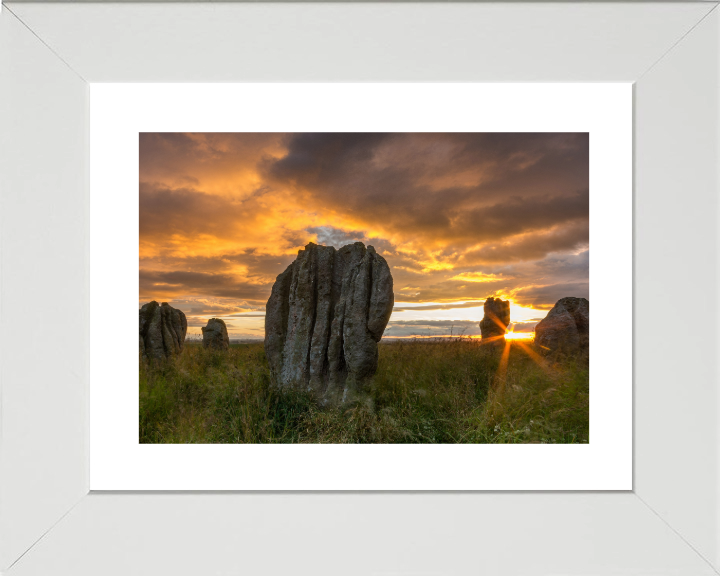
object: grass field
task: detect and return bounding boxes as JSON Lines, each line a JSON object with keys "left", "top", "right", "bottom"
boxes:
{"left": 139, "top": 339, "right": 589, "bottom": 444}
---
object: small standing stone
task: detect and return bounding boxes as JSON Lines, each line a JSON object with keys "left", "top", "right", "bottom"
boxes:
{"left": 202, "top": 318, "right": 230, "bottom": 350}
{"left": 479, "top": 297, "right": 511, "bottom": 342}
{"left": 139, "top": 301, "right": 188, "bottom": 360}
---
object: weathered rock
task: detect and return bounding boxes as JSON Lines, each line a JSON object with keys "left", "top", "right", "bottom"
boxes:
{"left": 139, "top": 301, "right": 187, "bottom": 360}
{"left": 265, "top": 241, "right": 394, "bottom": 406}
{"left": 479, "top": 297, "right": 511, "bottom": 341}
{"left": 534, "top": 297, "right": 589, "bottom": 354}
{"left": 202, "top": 318, "right": 230, "bottom": 350}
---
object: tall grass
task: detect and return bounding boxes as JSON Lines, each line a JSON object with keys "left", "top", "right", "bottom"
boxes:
{"left": 139, "top": 339, "right": 588, "bottom": 444}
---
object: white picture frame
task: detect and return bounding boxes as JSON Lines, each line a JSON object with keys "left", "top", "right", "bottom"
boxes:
{"left": 1, "top": 2, "right": 718, "bottom": 574}
{"left": 89, "top": 82, "right": 632, "bottom": 492}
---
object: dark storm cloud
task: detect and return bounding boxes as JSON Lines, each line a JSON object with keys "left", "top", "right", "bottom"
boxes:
{"left": 455, "top": 220, "right": 589, "bottom": 266}
{"left": 269, "top": 133, "right": 587, "bottom": 193}
{"left": 140, "top": 183, "right": 236, "bottom": 238}
{"left": 138, "top": 248, "right": 297, "bottom": 308}
{"left": 266, "top": 132, "right": 589, "bottom": 251}
{"left": 140, "top": 133, "right": 206, "bottom": 164}
{"left": 139, "top": 182, "right": 305, "bottom": 252}
{"left": 513, "top": 282, "right": 590, "bottom": 310}
{"left": 140, "top": 269, "right": 271, "bottom": 302}
{"left": 450, "top": 191, "right": 588, "bottom": 243}
{"left": 140, "top": 132, "right": 285, "bottom": 184}
{"left": 267, "top": 133, "right": 390, "bottom": 185}
{"left": 140, "top": 250, "right": 296, "bottom": 284}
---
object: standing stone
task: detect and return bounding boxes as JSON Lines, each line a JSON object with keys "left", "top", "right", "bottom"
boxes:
{"left": 534, "top": 297, "right": 589, "bottom": 354}
{"left": 479, "top": 297, "right": 511, "bottom": 341}
{"left": 265, "top": 242, "right": 394, "bottom": 406}
{"left": 139, "top": 301, "right": 187, "bottom": 360}
{"left": 202, "top": 318, "right": 230, "bottom": 350}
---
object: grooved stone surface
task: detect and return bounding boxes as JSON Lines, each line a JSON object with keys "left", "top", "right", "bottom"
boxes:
{"left": 265, "top": 242, "right": 394, "bottom": 405}
{"left": 139, "top": 301, "right": 188, "bottom": 360}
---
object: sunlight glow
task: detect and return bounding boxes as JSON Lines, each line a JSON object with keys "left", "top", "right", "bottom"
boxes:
{"left": 449, "top": 271, "right": 509, "bottom": 283}
{"left": 494, "top": 339, "right": 512, "bottom": 391}
{"left": 505, "top": 331, "right": 534, "bottom": 341}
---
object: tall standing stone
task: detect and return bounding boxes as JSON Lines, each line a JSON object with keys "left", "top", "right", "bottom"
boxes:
{"left": 534, "top": 297, "right": 589, "bottom": 354}
{"left": 202, "top": 318, "right": 230, "bottom": 350}
{"left": 479, "top": 297, "right": 511, "bottom": 341}
{"left": 139, "top": 301, "right": 188, "bottom": 360}
{"left": 265, "top": 242, "right": 394, "bottom": 406}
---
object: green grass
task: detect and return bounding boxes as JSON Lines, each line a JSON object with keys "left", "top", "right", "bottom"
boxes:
{"left": 139, "top": 339, "right": 589, "bottom": 444}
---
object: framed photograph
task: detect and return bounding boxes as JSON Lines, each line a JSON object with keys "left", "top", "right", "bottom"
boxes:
{"left": 89, "top": 83, "right": 631, "bottom": 491}
{"left": 1, "top": 2, "right": 718, "bottom": 574}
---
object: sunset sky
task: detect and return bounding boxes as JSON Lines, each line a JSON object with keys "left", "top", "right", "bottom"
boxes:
{"left": 139, "top": 133, "right": 589, "bottom": 339}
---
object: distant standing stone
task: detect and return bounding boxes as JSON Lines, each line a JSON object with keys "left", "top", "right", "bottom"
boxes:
{"left": 534, "top": 297, "right": 589, "bottom": 354}
{"left": 480, "top": 297, "right": 511, "bottom": 341}
{"left": 265, "top": 241, "right": 394, "bottom": 407}
{"left": 202, "top": 318, "right": 230, "bottom": 350}
{"left": 139, "top": 301, "right": 188, "bottom": 360}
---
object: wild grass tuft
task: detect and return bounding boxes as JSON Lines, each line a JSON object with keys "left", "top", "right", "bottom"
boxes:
{"left": 139, "top": 340, "right": 589, "bottom": 444}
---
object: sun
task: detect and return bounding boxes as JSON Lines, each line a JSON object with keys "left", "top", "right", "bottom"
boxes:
{"left": 505, "top": 331, "right": 534, "bottom": 341}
